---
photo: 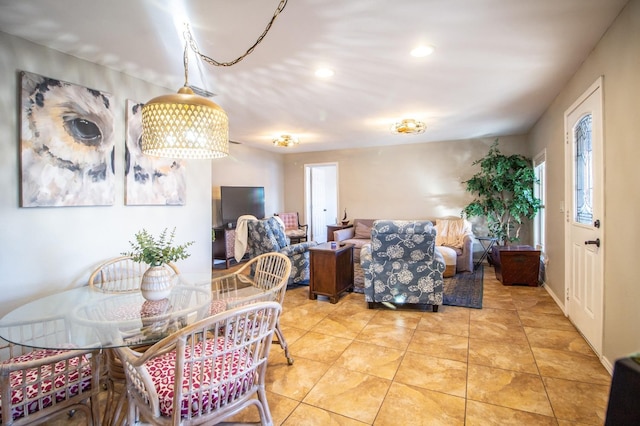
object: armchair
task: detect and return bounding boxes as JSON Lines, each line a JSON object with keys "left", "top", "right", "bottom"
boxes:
{"left": 361, "top": 220, "right": 445, "bottom": 312}
{"left": 276, "top": 212, "right": 308, "bottom": 243}
{"left": 246, "top": 217, "right": 318, "bottom": 287}
{"left": 434, "top": 217, "right": 474, "bottom": 273}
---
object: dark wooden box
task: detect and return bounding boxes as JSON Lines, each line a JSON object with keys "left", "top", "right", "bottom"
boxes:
{"left": 492, "top": 245, "right": 541, "bottom": 286}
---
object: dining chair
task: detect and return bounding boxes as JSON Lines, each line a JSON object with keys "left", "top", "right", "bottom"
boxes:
{"left": 116, "top": 301, "right": 282, "bottom": 425}
{"left": 89, "top": 255, "right": 179, "bottom": 293}
{"left": 0, "top": 317, "right": 101, "bottom": 425}
{"left": 276, "top": 212, "right": 308, "bottom": 243}
{"left": 88, "top": 255, "right": 179, "bottom": 425}
{"left": 211, "top": 252, "right": 294, "bottom": 364}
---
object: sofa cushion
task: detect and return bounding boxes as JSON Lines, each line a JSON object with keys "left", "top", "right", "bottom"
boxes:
{"left": 354, "top": 222, "right": 371, "bottom": 239}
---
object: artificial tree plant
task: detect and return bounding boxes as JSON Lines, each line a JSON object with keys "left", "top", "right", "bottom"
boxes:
{"left": 462, "top": 140, "right": 541, "bottom": 244}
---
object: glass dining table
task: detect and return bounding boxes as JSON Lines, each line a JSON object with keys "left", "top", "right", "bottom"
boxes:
{"left": 0, "top": 272, "right": 271, "bottom": 351}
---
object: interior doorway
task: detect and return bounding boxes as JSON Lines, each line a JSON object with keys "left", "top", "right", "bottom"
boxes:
{"left": 564, "top": 77, "right": 605, "bottom": 356}
{"left": 304, "top": 163, "right": 338, "bottom": 243}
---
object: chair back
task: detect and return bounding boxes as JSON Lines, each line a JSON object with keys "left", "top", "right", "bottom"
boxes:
{"left": 370, "top": 220, "right": 437, "bottom": 262}
{"left": 89, "top": 256, "right": 179, "bottom": 293}
{"left": 246, "top": 217, "right": 289, "bottom": 257}
{"left": 0, "top": 317, "right": 101, "bottom": 425}
{"left": 277, "top": 212, "right": 299, "bottom": 231}
{"left": 117, "top": 302, "right": 282, "bottom": 425}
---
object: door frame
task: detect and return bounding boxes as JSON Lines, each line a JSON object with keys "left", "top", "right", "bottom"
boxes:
{"left": 563, "top": 76, "right": 605, "bottom": 355}
{"left": 304, "top": 162, "right": 339, "bottom": 242}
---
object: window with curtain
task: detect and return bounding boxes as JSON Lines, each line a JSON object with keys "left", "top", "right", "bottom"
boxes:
{"left": 533, "top": 151, "right": 546, "bottom": 252}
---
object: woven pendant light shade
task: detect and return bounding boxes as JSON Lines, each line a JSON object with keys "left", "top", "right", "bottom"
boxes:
{"left": 141, "top": 86, "right": 229, "bottom": 159}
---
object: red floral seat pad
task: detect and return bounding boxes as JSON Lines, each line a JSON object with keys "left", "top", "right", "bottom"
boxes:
{"left": 145, "top": 337, "right": 254, "bottom": 418}
{"left": 0, "top": 349, "right": 92, "bottom": 421}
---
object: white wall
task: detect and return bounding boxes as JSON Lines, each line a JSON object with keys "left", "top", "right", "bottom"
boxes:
{"left": 282, "top": 135, "right": 530, "bottom": 240}
{"left": 528, "top": 0, "right": 640, "bottom": 365}
{"left": 210, "top": 143, "right": 285, "bottom": 226}
{"left": 0, "top": 33, "right": 212, "bottom": 316}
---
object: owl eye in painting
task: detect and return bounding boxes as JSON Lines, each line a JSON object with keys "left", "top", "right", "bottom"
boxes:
{"left": 64, "top": 117, "right": 103, "bottom": 146}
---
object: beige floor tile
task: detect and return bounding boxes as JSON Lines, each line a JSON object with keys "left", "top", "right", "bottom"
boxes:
{"left": 525, "top": 327, "right": 597, "bottom": 356}
{"left": 513, "top": 298, "right": 565, "bottom": 315}
{"left": 334, "top": 340, "right": 404, "bottom": 380}
{"left": 544, "top": 376, "right": 610, "bottom": 424}
{"left": 374, "top": 382, "right": 466, "bottom": 426}
{"left": 532, "top": 347, "right": 611, "bottom": 385}
{"left": 312, "top": 310, "right": 374, "bottom": 339}
{"left": 469, "top": 320, "right": 529, "bottom": 344}
{"left": 282, "top": 403, "right": 369, "bottom": 426}
{"left": 465, "top": 400, "right": 558, "bottom": 425}
{"left": 394, "top": 352, "right": 467, "bottom": 398}
{"left": 417, "top": 311, "right": 470, "bottom": 337}
{"left": 482, "top": 294, "right": 518, "bottom": 310}
{"left": 518, "top": 310, "right": 576, "bottom": 331}
{"left": 266, "top": 356, "right": 332, "bottom": 401}
{"left": 367, "top": 309, "right": 423, "bottom": 329}
{"left": 289, "top": 331, "right": 352, "bottom": 363}
{"left": 407, "top": 329, "right": 469, "bottom": 362}
{"left": 279, "top": 305, "right": 330, "bottom": 330}
{"left": 468, "top": 338, "right": 538, "bottom": 374}
{"left": 302, "top": 366, "right": 390, "bottom": 424}
{"left": 469, "top": 307, "right": 521, "bottom": 324}
{"left": 223, "top": 391, "right": 300, "bottom": 424}
{"left": 467, "top": 364, "right": 554, "bottom": 417}
{"left": 355, "top": 323, "right": 415, "bottom": 350}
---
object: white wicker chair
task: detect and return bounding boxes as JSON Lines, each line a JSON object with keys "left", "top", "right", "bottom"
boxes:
{"left": 116, "top": 302, "right": 281, "bottom": 425}
{"left": 88, "top": 255, "right": 179, "bottom": 425}
{"left": 211, "top": 252, "right": 293, "bottom": 364}
{"left": 89, "top": 255, "right": 179, "bottom": 293}
{"left": 0, "top": 317, "right": 101, "bottom": 425}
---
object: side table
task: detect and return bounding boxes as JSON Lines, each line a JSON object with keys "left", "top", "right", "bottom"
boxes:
{"left": 475, "top": 236, "right": 498, "bottom": 270}
{"left": 326, "top": 223, "right": 353, "bottom": 241}
{"left": 309, "top": 242, "right": 354, "bottom": 303}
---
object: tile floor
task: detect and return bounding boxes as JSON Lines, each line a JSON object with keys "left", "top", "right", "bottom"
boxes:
{"left": 50, "top": 265, "right": 612, "bottom": 425}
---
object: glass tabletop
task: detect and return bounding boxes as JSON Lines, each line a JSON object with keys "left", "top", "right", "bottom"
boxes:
{"left": 0, "top": 277, "right": 212, "bottom": 350}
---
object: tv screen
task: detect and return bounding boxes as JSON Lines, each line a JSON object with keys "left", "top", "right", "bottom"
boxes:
{"left": 220, "top": 186, "right": 265, "bottom": 227}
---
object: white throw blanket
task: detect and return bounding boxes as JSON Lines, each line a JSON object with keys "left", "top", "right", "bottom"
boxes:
{"left": 234, "top": 215, "right": 257, "bottom": 262}
{"left": 435, "top": 218, "right": 471, "bottom": 249}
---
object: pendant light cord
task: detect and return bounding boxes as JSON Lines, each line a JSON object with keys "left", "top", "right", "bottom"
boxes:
{"left": 182, "top": 0, "right": 288, "bottom": 86}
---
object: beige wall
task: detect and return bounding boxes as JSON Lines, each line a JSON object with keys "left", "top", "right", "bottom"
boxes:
{"left": 0, "top": 33, "right": 212, "bottom": 316}
{"left": 529, "top": 0, "right": 640, "bottom": 365}
{"left": 283, "top": 135, "right": 529, "bottom": 239}
{"left": 210, "top": 143, "right": 285, "bottom": 227}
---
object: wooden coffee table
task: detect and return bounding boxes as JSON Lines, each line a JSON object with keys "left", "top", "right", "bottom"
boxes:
{"left": 309, "top": 242, "right": 354, "bottom": 303}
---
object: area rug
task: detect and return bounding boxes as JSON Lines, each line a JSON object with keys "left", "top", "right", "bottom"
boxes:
{"left": 443, "top": 265, "right": 483, "bottom": 309}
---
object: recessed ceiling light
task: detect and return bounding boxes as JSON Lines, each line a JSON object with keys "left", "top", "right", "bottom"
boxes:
{"left": 410, "top": 45, "right": 435, "bottom": 57}
{"left": 315, "top": 68, "right": 335, "bottom": 78}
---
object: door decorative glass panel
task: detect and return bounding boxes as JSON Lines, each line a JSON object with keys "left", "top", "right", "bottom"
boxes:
{"left": 575, "top": 114, "right": 593, "bottom": 224}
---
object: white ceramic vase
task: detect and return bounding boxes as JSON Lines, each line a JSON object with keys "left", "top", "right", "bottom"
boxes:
{"left": 140, "top": 265, "right": 174, "bottom": 301}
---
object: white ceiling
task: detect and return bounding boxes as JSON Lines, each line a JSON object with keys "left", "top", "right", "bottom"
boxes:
{"left": 0, "top": 0, "right": 628, "bottom": 153}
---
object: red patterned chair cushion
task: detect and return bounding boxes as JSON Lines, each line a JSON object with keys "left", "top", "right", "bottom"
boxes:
{"left": 145, "top": 337, "right": 254, "bottom": 418}
{"left": 0, "top": 349, "right": 92, "bottom": 421}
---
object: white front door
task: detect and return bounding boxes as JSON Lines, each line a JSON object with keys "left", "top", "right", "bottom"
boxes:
{"left": 564, "top": 77, "right": 604, "bottom": 356}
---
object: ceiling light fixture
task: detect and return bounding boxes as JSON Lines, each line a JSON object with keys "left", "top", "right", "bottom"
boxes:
{"left": 314, "top": 68, "right": 335, "bottom": 78}
{"left": 141, "top": 0, "right": 288, "bottom": 159}
{"left": 391, "top": 118, "right": 426, "bottom": 135}
{"left": 410, "top": 45, "right": 435, "bottom": 57}
{"left": 273, "top": 134, "right": 299, "bottom": 147}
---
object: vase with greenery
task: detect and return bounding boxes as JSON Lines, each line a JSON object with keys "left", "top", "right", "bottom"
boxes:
{"left": 123, "top": 228, "right": 194, "bottom": 300}
{"left": 462, "top": 140, "right": 541, "bottom": 244}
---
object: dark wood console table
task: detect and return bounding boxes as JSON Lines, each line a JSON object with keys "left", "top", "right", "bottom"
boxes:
{"left": 309, "top": 242, "right": 354, "bottom": 303}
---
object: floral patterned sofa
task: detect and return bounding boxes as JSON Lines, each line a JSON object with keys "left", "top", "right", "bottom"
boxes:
{"left": 246, "top": 217, "right": 318, "bottom": 287}
{"left": 360, "top": 220, "right": 445, "bottom": 311}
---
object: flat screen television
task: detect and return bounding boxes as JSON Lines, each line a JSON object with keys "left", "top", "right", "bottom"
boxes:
{"left": 220, "top": 186, "right": 265, "bottom": 227}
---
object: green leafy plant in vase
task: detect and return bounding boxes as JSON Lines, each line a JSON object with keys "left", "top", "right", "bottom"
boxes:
{"left": 123, "top": 228, "right": 194, "bottom": 301}
{"left": 462, "top": 140, "right": 541, "bottom": 245}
